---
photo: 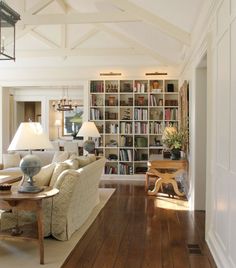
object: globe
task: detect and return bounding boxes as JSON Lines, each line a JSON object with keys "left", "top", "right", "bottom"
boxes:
{"left": 20, "top": 154, "right": 42, "bottom": 180}
{"left": 83, "top": 140, "right": 95, "bottom": 154}
{"left": 19, "top": 154, "right": 43, "bottom": 193}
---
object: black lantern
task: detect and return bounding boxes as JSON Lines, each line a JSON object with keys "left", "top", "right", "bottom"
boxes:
{"left": 0, "top": 1, "right": 20, "bottom": 60}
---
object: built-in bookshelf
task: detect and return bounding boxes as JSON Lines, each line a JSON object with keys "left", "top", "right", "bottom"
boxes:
{"left": 89, "top": 79, "right": 179, "bottom": 176}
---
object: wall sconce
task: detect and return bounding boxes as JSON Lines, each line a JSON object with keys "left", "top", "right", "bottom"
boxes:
{"left": 0, "top": 1, "right": 21, "bottom": 61}
{"left": 100, "top": 72, "right": 122, "bottom": 76}
{"left": 145, "top": 72, "right": 168, "bottom": 76}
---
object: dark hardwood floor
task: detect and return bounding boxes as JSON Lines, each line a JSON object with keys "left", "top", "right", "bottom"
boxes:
{"left": 62, "top": 182, "right": 217, "bottom": 268}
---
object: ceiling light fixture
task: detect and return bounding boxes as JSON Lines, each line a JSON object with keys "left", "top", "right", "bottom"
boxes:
{"left": 0, "top": 1, "right": 21, "bottom": 61}
{"left": 100, "top": 72, "right": 122, "bottom": 76}
{"left": 145, "top": 72, "right": 168, "bottom": 76}
{"left": 52, "top": 88, "right": 78, "bottom": 112}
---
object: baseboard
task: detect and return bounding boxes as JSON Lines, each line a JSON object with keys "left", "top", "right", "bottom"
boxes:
{"left": 207, "top": 230, "right": 233, "bottom": 268}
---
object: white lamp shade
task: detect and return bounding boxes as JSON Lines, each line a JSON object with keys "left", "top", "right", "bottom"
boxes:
{"left": 76, "top": 122, "right": 100, "bottom": 138}
{"left": 54, "top": 119, "right": 61, "bottom": 127}
{"left": 8, "top": 122, "right": 53, "bottom": 151}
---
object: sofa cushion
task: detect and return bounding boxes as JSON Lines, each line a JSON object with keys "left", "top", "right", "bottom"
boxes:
{"left": 88, "top": 154, "right": 96, "bottom": 163}
{"left": 33, "top": 163, "right": 56, "bottom": 186}
{"left": 49, "top": 162, "right": 70, "bottom": 186}
{"left": 2, "top": 153, "right": 21, "bottom": 169}
{"left": 63, "top": 158, "right": 79, "bottom": 170}
{"left": 77, "top": 156, "right": 91, "bottom": 167}
{"left": 52, "top": 151, "right": 69, "bottom": 163}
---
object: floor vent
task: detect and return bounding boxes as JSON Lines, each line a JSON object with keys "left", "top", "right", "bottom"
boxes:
{"left": 187, "top": 244, "right": 202, "bottom": 255}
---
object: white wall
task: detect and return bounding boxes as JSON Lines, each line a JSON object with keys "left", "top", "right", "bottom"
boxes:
{"left": 181, "top": 0, "right": 236, "bottom": 266}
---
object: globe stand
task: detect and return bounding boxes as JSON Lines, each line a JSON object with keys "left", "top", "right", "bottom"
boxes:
{"left": 18, "top": 154, "right": 43, "bottom": 193}
{"left": 18, "top": 177, "right": 43, "bottom": 193}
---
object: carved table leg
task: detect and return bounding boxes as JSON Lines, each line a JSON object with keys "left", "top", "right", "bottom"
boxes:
{"left": 36, "top": 201, "right": 44, "bottom": 265}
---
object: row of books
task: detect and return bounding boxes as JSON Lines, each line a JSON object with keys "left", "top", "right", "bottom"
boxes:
{"left": 104, "top": 165, "right": 117, "bottom": 174}
{"left": 120, "top": 122, "right": 132, "bottom": 134}
{"left": 119, "top": 149, "right": 133, "bottom": 161}
{"left": 90, "top": 108, "right": 103, "bottom": 120}
{"left": 149, "top": 122, "right": 164, "bottom": 134}
{"left": 134, "top": 122, "right": 148, "bottom": 134}
{"left": 90, "top": 81, "right": 104, "bottom": 93}
{"left": 119, "top": 163, "right": 133, "bottom": 175}
{"left": 165, "top": 108, "right": 178, "bottom": 120}
{"left": 134, "top": 108, "right": 148, "bottom": 120}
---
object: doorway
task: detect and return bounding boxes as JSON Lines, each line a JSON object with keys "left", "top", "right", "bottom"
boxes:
{"left": 16, "top": 101, "right": 42, "bottom": 126}
{"left": 194, "top": 53, "right": 207, "bottom": 210}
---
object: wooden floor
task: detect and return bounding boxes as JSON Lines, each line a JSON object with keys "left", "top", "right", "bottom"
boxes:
{"left": 62, "top": 182, "right": 217, "bottom": 268}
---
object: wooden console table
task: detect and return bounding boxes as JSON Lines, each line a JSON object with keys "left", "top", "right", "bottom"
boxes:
{"left": 0, "top": 186, "right": 59, "bottom": 264}
{"left": 146, "top": 158, "right": 188, "bottom": 197}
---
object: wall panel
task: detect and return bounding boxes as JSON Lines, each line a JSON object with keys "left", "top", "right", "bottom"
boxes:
{"left": 217, "top": 0, "right": 229, "bottom": 36}
{"left": 229, "top": 18, "right": 236, "bottom": 267}
{"left": 216, "top": 31, "right": 230, "bottom": 168}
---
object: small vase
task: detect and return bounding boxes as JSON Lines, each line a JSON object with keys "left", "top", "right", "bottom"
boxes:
{"left": 171, "top": 149, "right": 181, "bottom": 160}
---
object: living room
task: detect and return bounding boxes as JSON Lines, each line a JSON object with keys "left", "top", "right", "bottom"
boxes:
{"left": 0, "top": 0, "right": 235, "bottom": 267}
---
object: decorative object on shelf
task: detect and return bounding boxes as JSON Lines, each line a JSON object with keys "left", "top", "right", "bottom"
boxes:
{"left": 52, "top": 88, "right": 79, "bottom": 112}
{"left": 162, "top": 126, "right": 188, "bottom": 160}
{"left": 8, "top": 122, "right": 53, "bottom": 193}
{"left": 145, "top": 72, "right": 168, "bottom": 76}
{"left": 0, "top": 1, "right": 20, "bottom": 60}
{"left": 54, "top": 119, "right": 61, "bottom": 139}
{"left": 167, "top": 83, "right": 174, "bottom": 92}
{"left": 100, "top": 72, "right": 122, "bottom": 76}
{"left": 77, "top": 122, "right": 100, "bottom": 154}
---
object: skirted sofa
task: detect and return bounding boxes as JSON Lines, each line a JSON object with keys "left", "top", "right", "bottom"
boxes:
{"left": 0, "top": 151, "right": 106, "bottom": 241}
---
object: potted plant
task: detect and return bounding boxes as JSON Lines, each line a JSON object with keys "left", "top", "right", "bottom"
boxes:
{"left": 162, "top": 126, "right": 187, "bottom": 160}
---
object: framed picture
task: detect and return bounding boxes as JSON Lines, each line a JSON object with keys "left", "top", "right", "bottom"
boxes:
{"left": 62, "top": 106, "right": 84, "bottom": 137}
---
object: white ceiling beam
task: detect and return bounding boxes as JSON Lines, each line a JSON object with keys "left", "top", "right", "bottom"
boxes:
{"left": 110, "top": 0, "right": 190, "bottom": 46}
{"left": 56, "top": 0, "right": 68, "bottom": 13}
{"left": 96, "top": 24, "right": 175, "bottom": 65}
{"left": 15, "top": 26, "right": 36, "bottom": 41}
{"left": 71, "top": 28, "right": 100, "bottom": 49}
{"left": 28, "top": 0, "right": 54, "bottom": 15}
{"left": 21, "top": 12, "right": 140, "bottom": 25}
{"left": 16, "top": 48, "right": 145, "bottom": 57}
{"left": 30, "top": 30, "right": 60, "bottom": 48}
{"left": 61, "top": 25, "right": 67, "bottom": 48}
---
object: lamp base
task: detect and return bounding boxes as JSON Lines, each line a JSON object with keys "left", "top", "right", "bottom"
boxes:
{"left": 18, "top": 185, "right": 43, "bottom": 193}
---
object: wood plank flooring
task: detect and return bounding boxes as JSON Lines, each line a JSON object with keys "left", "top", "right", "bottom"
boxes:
{"left": 62, "top": 182, "right": 217, "bottom": 268}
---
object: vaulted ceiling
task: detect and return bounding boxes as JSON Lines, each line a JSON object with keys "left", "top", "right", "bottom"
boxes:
{"left": 1, "top": 0, "right": 205, "bottom": 70}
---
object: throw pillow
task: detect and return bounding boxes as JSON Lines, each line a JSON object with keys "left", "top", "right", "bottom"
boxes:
{"left": 88, "top": 154, "right": 96, "bottom": 163}
{"left": 49, "top": 162, "right": 70, "bottom": 186}
{"left": 63, "top": 159, "right": 79, "bottom": 170}
{"left": 52, "top": 151, "right": 69, "bottom": 163}
{"left": 2, "top": 153, "right": 21, "bottom": 169}
{"left": 77, "top": 156, "right": 91, "bottom": 167}
{"left": 33, "top": 163, "right": 56, "bottom": 186}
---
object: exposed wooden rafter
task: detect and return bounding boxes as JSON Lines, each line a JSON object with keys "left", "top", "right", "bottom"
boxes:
{"left": 110, "top": 0, "right": 191, "bottom": 46}
{"left": 56, "top": 0, "right": 68, "bottom": 13}
{"left": 16, "top": 48, "right": 144, "bottom": 58}
{"left": 71, "top": 28, "right": 100, "bottom": 49}
{"left": 30, "top": 30, "right": 60, "bottom": 48}
{"left": 96, "top": 24, "right": 175, "bottom": 65}
{"left": 21, "top": 12, "right": 140, "bottom": 25}
{"left": 28, "top": 0, "right": 54, "bottom": 15}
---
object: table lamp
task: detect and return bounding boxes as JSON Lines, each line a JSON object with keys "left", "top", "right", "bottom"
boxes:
{"left": 54, "top": 119, "right": 61, "bottom": 139}
{"left": 8, "top": 122, "right": 53, "bottom": 193}
{"left": 76, "top": 122, "right": 100, "bottom": 154}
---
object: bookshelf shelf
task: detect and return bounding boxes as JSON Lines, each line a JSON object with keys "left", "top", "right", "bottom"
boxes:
{"left": 89, "top": 79, "right": 179, "bottom": 176}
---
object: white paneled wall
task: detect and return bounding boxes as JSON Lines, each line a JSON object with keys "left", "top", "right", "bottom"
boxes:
{"left": 208, "top": 0, "right": 236, "bottom": 267}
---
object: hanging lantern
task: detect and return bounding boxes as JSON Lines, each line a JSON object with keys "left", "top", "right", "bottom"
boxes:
{"left": 0, "top": 1, "right": 20, "bottom": 60}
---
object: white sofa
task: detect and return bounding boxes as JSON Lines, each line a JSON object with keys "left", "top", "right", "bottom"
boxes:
{"left": 0, "top": 154, "right": 106, "bottom": 241}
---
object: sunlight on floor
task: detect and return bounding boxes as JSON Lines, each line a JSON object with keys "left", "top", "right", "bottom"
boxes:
{"left": 154, "top": 194, "right": 189, "bottom": 211}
